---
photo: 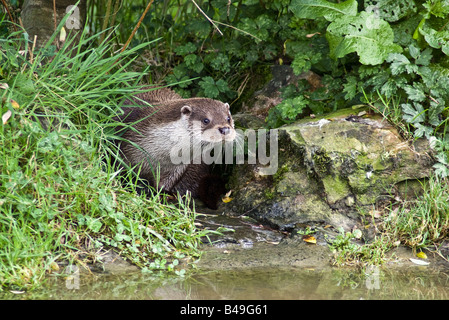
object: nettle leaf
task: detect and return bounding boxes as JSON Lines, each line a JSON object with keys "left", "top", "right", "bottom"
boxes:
{"left": 326, "top": 11, "right": 402, "bottom": 65}
{"left": 237, "top": 15, "right": 278, "bottom": 42}
{"left": 207, "top": 53, "right": 231, "bottom": 73}
{"left": 291, "top": 51, "right": 322, "bottom": 75}
{"left": 402, "top": 102, "right": 425, "bottom": 124}
{"left": 290, "top": 0, "right": 358, "bottom": 21}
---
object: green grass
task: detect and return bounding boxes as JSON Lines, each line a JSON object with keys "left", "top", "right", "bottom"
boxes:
{"left": 0, "top": 22, "right": 208, "bottom": 291}
{"left": 364, "top": 92, "right": 449, "bottom": 251}
{"left": 384, "top": 177, "right": 449, "bottom": 249}
{"left": 327, "top": 228, "right": 393, "bottom": 267}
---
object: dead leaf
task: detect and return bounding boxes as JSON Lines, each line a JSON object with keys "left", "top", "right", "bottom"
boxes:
{"left": 306, "top": 32, "right": 321, "bottom": 38}
{"left": 357, "top": 111, "right": 367, "bottom": 117}
{"left": 302, "top": 235, "right": 316, "bottom": 244}
{"left": 409, "top": 258, "right": 430, "bottom": 266}
{"left": 2, "top": 110, "right": 12, "bottom": 124}
{"left": 60, "top": 26, "right": 67, "bottom": 42}
{"left": 10, "top": 99, "right": 20, "bottom": 109}
{"left": 10, "top": 290, "right": 25, "bottom": 295}
{"left": 49, "top": 261, "right": 60, "bottom": 272}
{"left": 222, "top": 196, "right": 232, "bottom": 203}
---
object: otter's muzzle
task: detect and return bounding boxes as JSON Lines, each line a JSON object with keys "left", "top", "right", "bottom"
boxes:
{"left": 218, "top": 127, "right": 231, "bottom": 135}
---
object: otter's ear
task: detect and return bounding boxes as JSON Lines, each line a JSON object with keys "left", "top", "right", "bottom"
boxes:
{"left": 181, "top": 105, "right": 192, "bottom": 116}
{"left": 224, "top": 103, "right": 230, "bottom": 110}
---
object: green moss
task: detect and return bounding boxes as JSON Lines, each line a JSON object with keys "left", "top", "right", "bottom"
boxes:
{"left": 321, "top": 175, "right": 351, "bottom": 204}
{"left": 273, "top": 164, "right": 289, "bottom": 183}
{"left": 264, "top": 189, "right": 275, "bottom": 200}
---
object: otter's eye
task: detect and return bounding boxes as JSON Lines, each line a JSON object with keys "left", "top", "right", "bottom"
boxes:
{"left": 202, "top": 118, "right": 210, "bottom": 125}
{"left": 227, "top": 116, "right": 231, "bottom": 123}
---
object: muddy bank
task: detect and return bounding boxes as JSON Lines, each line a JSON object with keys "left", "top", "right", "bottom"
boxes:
{"left": 194, "top": 213, "right": 332, "bottom": 270}
{"left": 193, "top": 212, "right": 449, "bottom": 272}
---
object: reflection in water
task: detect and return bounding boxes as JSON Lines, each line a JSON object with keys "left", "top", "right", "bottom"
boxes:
{"left": 3, "top": 266, "right": 449, "bottom": 300}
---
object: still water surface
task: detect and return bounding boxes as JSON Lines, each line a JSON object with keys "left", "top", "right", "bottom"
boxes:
{"left": 5, "top": 265, "right": 449, "bottom": 300}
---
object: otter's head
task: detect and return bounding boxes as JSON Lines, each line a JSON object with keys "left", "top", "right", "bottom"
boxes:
{"left": 180, "top": 99, "right": 236, "bottom": 143}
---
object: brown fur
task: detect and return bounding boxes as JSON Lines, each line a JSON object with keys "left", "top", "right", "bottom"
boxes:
{"left": 114, "top": 87, "right": 235, "bottom": 209}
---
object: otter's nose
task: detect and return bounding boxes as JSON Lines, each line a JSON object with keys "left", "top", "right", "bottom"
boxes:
{"left": 218, "top": 127, "right": 231, "bottom": 135}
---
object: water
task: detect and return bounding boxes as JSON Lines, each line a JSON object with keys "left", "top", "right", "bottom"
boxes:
{"left": 3, "top": 265, "right": 449, "bottom": 300}
{"left": 3, "top": 214, "right": 449, "bottom": 300}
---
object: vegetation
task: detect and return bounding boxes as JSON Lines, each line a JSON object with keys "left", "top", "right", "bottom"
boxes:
{"left": 2, "top": 0, "right": 449, "bottom": 290}
{"left": 91, "top": 0, "right": 449, "bottom": 177}
{"left": 0, "top": 19, "right": 210, "bottom": 291}
{"left": 328, "top": 228, "right": 393, "bottom": 267}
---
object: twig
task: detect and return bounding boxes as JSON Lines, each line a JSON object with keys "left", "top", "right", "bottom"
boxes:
{"left": 0, "top": 0, "right": 17, "bottom": 31}
{"left": 30, "top": 35, "right": 37, "bottom": 64}
{"left": 191, "top": 0, "right": 223, "bottom": 36}
{"left": 213, "top": 20, "right": 262, "bottom": 42}
{"left": 53, "top": 0, "right": 59, "bottom": 49}
{"left": 53, "top": 0, "right": 57, "bottom": 32}
{"left": 120, "top": 0, "right": 154, "bottom": 54}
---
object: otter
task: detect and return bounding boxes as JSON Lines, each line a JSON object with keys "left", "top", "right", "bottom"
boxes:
{"left": 114, "top": 87, "right": 236, "bottom": 209}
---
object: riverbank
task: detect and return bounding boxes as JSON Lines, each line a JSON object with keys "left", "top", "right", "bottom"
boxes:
{"left": 2, "top": 212, "right": 449, "bottom": 300}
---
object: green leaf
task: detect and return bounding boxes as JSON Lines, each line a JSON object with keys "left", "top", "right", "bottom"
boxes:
{"left": 404, "top": 84, "right": 426, "bottom": 102}
{"left": 279, "top": 96, "right": 308, "bottom": 120}
{"left": 215, "top": 79, "right": 229, "bottom": 93}
{"left": 428, "top": 101, "right": 444, "bottom": 126}
{"left": 414, "top": 123, "right": 434, "bottom": 139}
{"left": 184, "top": 54, "right": 204, "bottom": 73}
{"left": 364, "top": 0, "right": 417, "bottom": 22}
{"left": 387, "top": 53, "right": 418, "bottom": 75}
{"left": 175, "top": 42, "right": 197, "bottom": 55}
{"left": 343, "top": 76, "right": 358, "bottom": 100}
{"left": 419, "top": 26, "right": 449, "bottom": 56}
{"left": 415, "top": 47, "right": 433, "bottom": 66}
{"left": 290, "top": 0, "right": 358, "bottom": 21}
{"left": 423, "top": 0, "right": 449, "bottom": 18}
{"left": 86, "top": 217, "right": 102, "bottom": 233}
{"left": 199, "top": 77, "right": 219, "bottom": 98}
{"left": 291, "top": 53, "right": 312, "bottom": 75}
{"left": 402, "top": 102, "right": 425, "bottom": 124}
{"left": 433, "top": 162, "right": 449, "bottom": 178}
{"left": 326, "top": 11, "right": 402, "bottom": 65}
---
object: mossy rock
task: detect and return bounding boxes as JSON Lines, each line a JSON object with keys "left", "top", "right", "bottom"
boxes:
{"left": 227, "top": 108, "right": 435, "bottom": 231}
